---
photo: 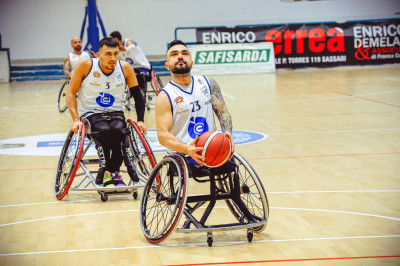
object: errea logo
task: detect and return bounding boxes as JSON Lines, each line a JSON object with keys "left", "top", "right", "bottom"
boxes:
{"left": 195, "top": 49, "right": 270, "bottom": 64}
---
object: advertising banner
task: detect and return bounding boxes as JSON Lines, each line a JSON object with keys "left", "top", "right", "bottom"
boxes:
{"left": 188, "top": 42, "right": 275, "bottom": 75}
{"left": 196, "top": 19, "right": 400, "bottom": 69}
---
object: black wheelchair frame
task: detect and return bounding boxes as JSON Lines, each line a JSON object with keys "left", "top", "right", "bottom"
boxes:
{"left": 139, "top": 153, "right": 269, "bottom": 246}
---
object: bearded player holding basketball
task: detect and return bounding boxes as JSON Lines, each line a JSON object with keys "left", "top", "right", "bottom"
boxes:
{"left": 155, "top": 40, "right": 235, "bottom": 166}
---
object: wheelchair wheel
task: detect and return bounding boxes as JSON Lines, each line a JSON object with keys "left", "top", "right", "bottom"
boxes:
{"left": 151, "top": 70, "right": 163, "bottom": 94}
{"left": 127, "top": 119, "right": 157, "bottom": 179}
{"left": 217, "top": 153, "right": 269, "bottom": 232}
{"left": 140, "top": 154, "right": 189, "bottom": 244}
{"left": 57, "top": 80, "right": 69, "bottom": 113}
{"left": 54, "top": 125, "right": 86, "bottom": 200}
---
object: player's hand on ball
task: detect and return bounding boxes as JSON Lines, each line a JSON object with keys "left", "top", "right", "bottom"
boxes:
{"left": 187, "top": 137, "right": 205, "bottom": 165}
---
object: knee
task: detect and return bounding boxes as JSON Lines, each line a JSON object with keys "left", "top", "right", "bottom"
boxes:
{"left": 91, "top": 127, "right": 111, "bottom": 142}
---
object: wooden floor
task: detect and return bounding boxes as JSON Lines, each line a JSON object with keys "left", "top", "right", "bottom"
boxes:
{"left": 0, "top": 65, "right": 399, "bottom": 265}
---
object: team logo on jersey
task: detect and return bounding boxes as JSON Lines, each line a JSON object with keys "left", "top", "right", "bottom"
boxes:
{"left": 93, "top": 71, "right": 101, "bottom": 78}
{"left": 198, "top": 78, "right": 204, "bottom": 85}
{"left": 116, "top": 71, "right": 121, "bottom": 81}
{"left": 174, "top": 96, "right": 184, "bottom": 104}
{"left": 96, "top": 92, "right": 115, "bottom": 107}
{"left": 126, "top": 58, "right": 134, "bottom": 65}
{"left": 200, "top": 86, "right": 209, "bottom": 96}
{"left": 188, "top": 116, "right": 209, "bottom": 139}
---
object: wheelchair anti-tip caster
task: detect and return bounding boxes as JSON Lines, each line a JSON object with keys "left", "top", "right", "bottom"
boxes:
{"left": 207, "top": 232, "right": 213, "bottom": 247}
{"left": 100, "top": 192, "right": 108, "bottom": 202}
{"left": 247, "top": 229, "right": 254, "bottom": 242}
{"left": 133, "top": 191, "right": 138, "bottom": 199}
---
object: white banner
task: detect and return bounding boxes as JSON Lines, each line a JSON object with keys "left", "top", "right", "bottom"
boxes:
{"left": 188, "top": 42, "right": 275, "bottom": 75}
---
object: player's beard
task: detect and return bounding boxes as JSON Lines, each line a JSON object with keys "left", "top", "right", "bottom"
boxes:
{"left": 171, "top": 60, "right": 191, "bottom": 74}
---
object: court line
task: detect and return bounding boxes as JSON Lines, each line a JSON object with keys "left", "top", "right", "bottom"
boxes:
{"left": 266, "top": 88, "right": 400, "bottom": 105}
{"left": 221, "top": 90, "right": 236, "bottom": 100}
{"left": 268, "top": 127, "right": 400, "bottom": 136}
{"left": 0, "top": 235, "right": 399, "bottom": 257}
{"left": 384, "top": 77, "right": 400, "bottom": 82}
{"left": 1, "top": 206, "right": 399, "bottom": 228}
{"left": 1, "top": 190, "right": 400, "bottom": 208}
{"left": 249, "top": 151, "right": 400, "bottom": 160}
{"left": 335, "top": 91, "right": 400, "bottom": 108}
{"left": 164, "top": 255, "right": 400, "bottom": 266}
{"left": 2, "top": 151, "right": 400, "bottom": 172}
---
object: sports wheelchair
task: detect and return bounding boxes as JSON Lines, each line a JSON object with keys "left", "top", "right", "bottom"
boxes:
{"left": 124, "top": 70, "right": 164, "bottom": 111}
{"left": 139, "top": 153, "right": 269, "bottom": 246}
{"left": 57, "top": 80, "right": 69, "bottom": 113}
{"left": 54, "top": 118, "right": 156, "bottom": 202}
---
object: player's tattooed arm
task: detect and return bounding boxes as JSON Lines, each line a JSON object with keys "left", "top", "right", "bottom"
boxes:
{"left": 209, "top": 77, "right": 232, "bottom": 134}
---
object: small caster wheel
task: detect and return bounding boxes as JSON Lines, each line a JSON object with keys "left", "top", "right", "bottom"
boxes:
{"left": 100, "top": 192, "right": 108, "bottom": 202}
{"left": 247, "top": 230, "right": 253, "bottom": 242}
{"left": 207, "top": 232, "right": 213, "bottom": 247}
{"left": 207, "top": 236, "right": 213, "bottom": 247}
{"left": 133, "top": 191, "right": 138, "bottom": 199}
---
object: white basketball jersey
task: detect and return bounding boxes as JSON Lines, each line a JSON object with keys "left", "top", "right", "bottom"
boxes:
{"left": 77, "top": 58, "right": 126, "bottom": 117}
{"left": 69, "top": 51, "right": 91, "bottom": 70}
{"left": 120, "top": 39, "right": 151, "bottom": 69}
{"left": 161, "top": 75, "right": 217, "bottom": 153}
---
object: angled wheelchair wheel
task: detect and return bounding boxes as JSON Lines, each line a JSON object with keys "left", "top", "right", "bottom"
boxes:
{"left": 217, "top": 153, "right": 269, "bottom": 232}
{"left": 57, "top": 80, "right": 69, "bottom": 113}
{"left": 54, "top": 124, "right": 86, "bottom": 200}
{"left": 151, "top": 70, "right": 163, "bottom": 94}
{"left": 140, "top": 154, "right": 189, "bottom": 244}
{"left": 127, "top": 119, "right": 157, "bottom": 180}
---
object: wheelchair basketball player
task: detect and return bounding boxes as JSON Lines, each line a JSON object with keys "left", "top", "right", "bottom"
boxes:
{"left": 66, "top": 37, "right": 147, "bottom": 188}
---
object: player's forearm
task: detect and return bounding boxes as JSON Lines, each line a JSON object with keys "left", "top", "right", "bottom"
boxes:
{"left": 158, "top": 131, "right": 189, "bottom": 154}
{"left": 66, "top": 93, "right": 79, "bottom": 121}
{"left": 218, "top": 112, "right": 232, "bottom": 134}
{"left": 63, "top": 63, "right": 72, "bottom": 78}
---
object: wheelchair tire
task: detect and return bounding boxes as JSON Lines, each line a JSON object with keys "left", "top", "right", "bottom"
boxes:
{"left": 54, "top": 125, "right": 86, "bottom": 200}
{"left": 217, "top": 153, "right": 269, "bottom": 232}
{"left": 57, "top": 80, "right": 69, "bottom": 113}
{"left": 140, "top": 154, "right": 189, "bottom": 244}
{"left": 151, "top": 70, "right": 163, "bottom": 94}
{"left": 127, "top": 120, "right": 157, "bottom": 180}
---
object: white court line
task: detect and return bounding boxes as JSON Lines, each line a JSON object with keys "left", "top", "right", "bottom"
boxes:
{"left": 1, "top": 206, "right": 399, "bottom": 228}
{"left": 266, "top": 88, "right": 400, "bottom": 105}
{"left": 356, "top": 89, "right": 400, "bottom": 96}
{"left": 2, "top": 189, "right": 400, "bottom": 209}
{"left": 0, "top": 209, "right": 139, "bottom": 227}
{"left": 0, "top": 235, "right": 399, "bottom": 257}
{"left": 268, "top": 127, "right": 400, "bottom": 136}
{"left": 268, "top": 190, "right": 400, "bottom": 194}
{"left": 222, "top": 90, "right": 236, "bottom": 100}
{"left": 385, "top": 77, "right": 400, "bottom": 82}
{"left": 1, "top": 190, "right": 400, "bottom": 209}
{"left": 270, "top": 207, "right": 400, "bottom": 221}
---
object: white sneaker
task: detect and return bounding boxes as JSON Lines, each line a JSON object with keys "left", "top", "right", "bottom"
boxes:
{"left": 133, "top": 181, "right": 141, "bottom": 187}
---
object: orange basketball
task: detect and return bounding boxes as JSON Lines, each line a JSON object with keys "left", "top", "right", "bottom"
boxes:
{"left": 196, "top": 131, "right": 231, "bottom": 168}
